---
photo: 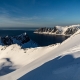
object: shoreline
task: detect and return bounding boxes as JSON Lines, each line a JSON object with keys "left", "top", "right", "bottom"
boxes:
{"left": 34, "top": 32, "right": 71, "bottom": 37}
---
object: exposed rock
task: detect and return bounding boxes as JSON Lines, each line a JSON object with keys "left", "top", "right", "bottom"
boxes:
{"left": 1, "top": 33, "right": 30, "bottom": 46}
{"left": 34, "top": 26, "right": 79, "bottom": 36}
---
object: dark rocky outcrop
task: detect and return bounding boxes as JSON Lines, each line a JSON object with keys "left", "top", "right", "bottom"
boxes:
{"left": 1, "top": 33, "right": 30, "bottom": 46}
{"left": 35, "top": 27, "right": 53, "bottom": 32}
{"left": 34, "top": 26, "right": 79, "bottom": 36}
{"left": 65, "top": 27, "right": 78, "bottom": 35}
{"left": 1, "top": 36, "right": 13, "bottom": 45}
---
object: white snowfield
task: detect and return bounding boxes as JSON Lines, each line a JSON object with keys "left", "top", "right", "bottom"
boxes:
{"left": 0, "top": 29, "right": 80, "bottom": 80}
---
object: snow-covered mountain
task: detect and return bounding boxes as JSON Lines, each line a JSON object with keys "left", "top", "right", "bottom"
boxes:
{"left": 34, "top": 24, "right": 80, "bottom": 36}
{"left": 0, "top": 32, "right": 38, "bottom": 48}
{"left": 0, "top": 28, "right": 80, "bottom": 80}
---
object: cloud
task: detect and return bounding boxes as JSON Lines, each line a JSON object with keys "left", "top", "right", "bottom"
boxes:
{"left": 12, "top": 16, "right": 40, "bottom": 21}
{"left": 0, "top": 7, "right": 9, "bottom": 16}
{"left": 0, "top": 6, "right": 56, "bottom": 27}
{"left": 0, "top": 13, "right": 41, "bottom": 27}
{"left": 0, "top": 12, "right": 58, "bottom": 27}
{"left": 0, "top": 5, "right": 43, "bottom": 27}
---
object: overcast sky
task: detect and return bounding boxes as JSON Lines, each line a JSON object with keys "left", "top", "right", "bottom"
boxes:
{"left": 0, "top": 0, "right": 80, "bottom": 27}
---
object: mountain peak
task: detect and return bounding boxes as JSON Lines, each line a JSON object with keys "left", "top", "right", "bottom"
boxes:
{"left": 0, "top": 33, "right": 38, "bottom": 48}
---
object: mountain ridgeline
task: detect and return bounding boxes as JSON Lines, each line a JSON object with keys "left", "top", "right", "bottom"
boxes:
{"left": 0, "top": 33, "right": 38, "bottom": 48}
{"left": 34, "top": 25, "right": 80, "bottom": 36}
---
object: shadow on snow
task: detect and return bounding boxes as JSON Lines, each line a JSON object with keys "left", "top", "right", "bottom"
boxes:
{"left": 18, "top": 54, "right": 80, "bottom": 80}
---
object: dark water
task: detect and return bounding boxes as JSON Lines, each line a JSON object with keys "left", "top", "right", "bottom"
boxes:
{"left": 0, "top": 29, "right": 69, "bottom": 46}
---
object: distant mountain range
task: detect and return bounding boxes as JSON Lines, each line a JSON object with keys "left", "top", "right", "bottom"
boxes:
{"left": 34, "top": 24, "right": 80, "bottom": 36}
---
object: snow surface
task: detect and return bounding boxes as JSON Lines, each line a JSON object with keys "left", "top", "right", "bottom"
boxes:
{"left": 0, "top": 43, "right": 59, "bottom": 78}
{"left": 0, "top": 29, "right": 80, "bottom": 80}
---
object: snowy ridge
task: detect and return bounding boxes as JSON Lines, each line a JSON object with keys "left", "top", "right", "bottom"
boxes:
{"left": 34, "top": 24, "right": 80, "bottom": 36}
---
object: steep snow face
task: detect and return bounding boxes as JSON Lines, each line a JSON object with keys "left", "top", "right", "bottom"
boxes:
{"left": 34, "top": 24, "right": 80, "bottom": 36}
{"left": 1, "top": 29, "right": 80, "bottom": 80}
{"left": 0, "top": 33, "right": 38, "bottom": 48}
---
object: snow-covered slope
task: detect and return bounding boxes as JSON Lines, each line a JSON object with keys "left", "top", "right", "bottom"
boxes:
{"left": 34, "top": 24, "right": 80, "bottom": 36}
{"left": 0, "top": 43, "right": 59, "bottom": 76}
{"left": 0, "top": 29, "right": 80, "bottom": 80}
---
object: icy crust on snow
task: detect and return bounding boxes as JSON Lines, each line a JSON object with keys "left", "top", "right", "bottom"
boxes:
{"left": 1, "top": 30, "right": 80, "bottom": 80}
{"left": 34, "top": 24, "right": 80, "bottom": 36}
